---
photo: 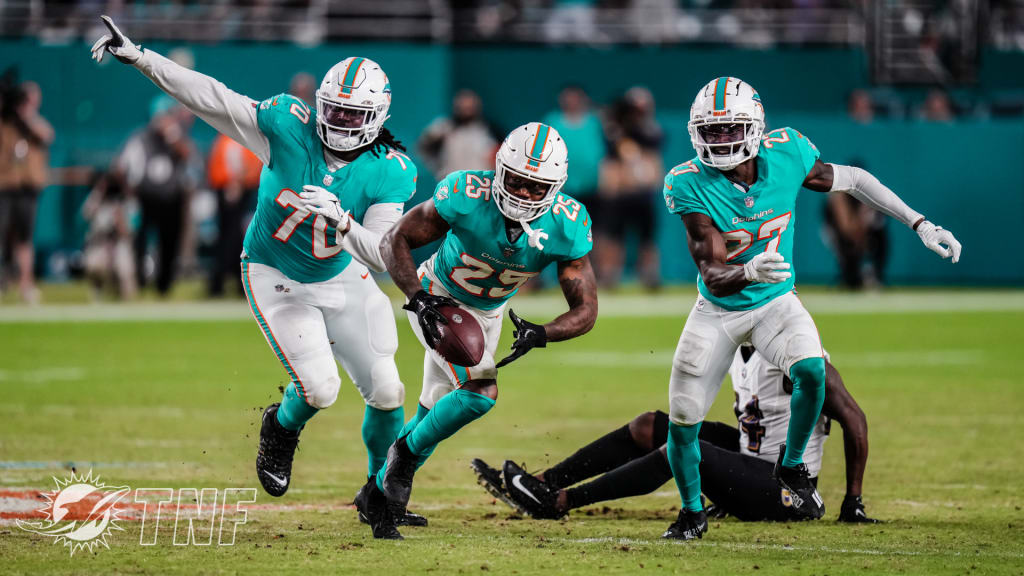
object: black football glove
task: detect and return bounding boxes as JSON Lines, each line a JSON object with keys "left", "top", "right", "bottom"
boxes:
{"left": 495, "top": 309, "right": 546, "bottom": 368}
{"left": 837, "top": 494, "right": 880, "bottom": 523}
{"left": 403, "top": 290, "right": 457, "bottom": 349}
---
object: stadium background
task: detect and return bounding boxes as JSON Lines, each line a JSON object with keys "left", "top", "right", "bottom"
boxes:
{"left": 2, "top": 1, "right": 1023, "bottom": 289}
{"left": 2, "top": 3, "right": 1023, "bottom": 574}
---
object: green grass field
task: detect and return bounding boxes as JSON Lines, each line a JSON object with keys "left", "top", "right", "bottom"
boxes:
{"left": 1, "top": 289, "right": 1023, "bottom": 574}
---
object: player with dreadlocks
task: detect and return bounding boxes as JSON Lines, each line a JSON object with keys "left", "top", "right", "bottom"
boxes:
{"left": 92, "top": 16, "right": 427, "bottom": 528}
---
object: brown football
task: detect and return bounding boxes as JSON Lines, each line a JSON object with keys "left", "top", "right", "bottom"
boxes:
{"left": 433, "top": 305, "right": 485, "bottom": 367}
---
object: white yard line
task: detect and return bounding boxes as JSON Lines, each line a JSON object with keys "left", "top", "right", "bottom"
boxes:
{"left": 1, "top": 290, "right": 1023, "bottom": 323}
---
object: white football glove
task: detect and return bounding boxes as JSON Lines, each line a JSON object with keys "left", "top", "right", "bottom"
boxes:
{"left": 743, "top": 252, "right": 791, "bottom": 284}
{"left": 298, "top": 185, "right": 351, "bottom": 233}
{"left": 916, "top": 220, "right": 961, "bottom": 263}
{"left": 90, "top": 16, "right": 143, "bottom": 65}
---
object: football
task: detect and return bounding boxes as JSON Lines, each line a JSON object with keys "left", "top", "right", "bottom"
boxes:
{"left": 433, "top": 305, "right": 486, "bottom": 367}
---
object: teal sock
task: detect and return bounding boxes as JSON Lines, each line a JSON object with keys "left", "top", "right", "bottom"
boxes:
{"left": 399, "top": 404, "right": 436, "bottom": 469}
{"left": 376, "top": 390, "right": 494, "bottom": 490}
{"left": 276, "top": 382, "right": 318, "bottom": 431}
{"left": 783, "top": 357, "right": 827, "bottom": 468}
{"left": 666, "top": 421, "right": 703, "bottom": 512}
{"left": 362, "top": 405, "right": 404, "bottom": 477}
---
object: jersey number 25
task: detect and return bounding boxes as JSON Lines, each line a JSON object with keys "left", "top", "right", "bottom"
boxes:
{"left": 449, "top": 253, "right": 537, "bottom": 299}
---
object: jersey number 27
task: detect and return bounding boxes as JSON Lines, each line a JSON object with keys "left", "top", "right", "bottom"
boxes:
{"left": 723, "top": 212, "right": 792, "bottom": 261}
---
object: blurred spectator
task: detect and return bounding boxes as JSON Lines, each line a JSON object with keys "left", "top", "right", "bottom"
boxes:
{"left": 206, "top": 133, "right": 261, "bottom": 297}
{"left": 0, "top": 79, "right": 53, "bottom": 304}
{"left": 82, "top": 171, "right": 138, "bottom": 301}
{"left": 117, "top": 96, "right": 197, "bottom": 297}
{"left": 920, "top": 89, "right": 955, "bottom": 122}
{"left": 542, "top": 85, "right": 605, "bottom": 209}
{"left": 597, "top": 87, "right": 663, "bottom": 290}
{"left": 823, "top": 160, "right": 888, "bottom": 290}
{"left": 289, "top": 72, "right": 316, "bottom": 106}
{"left": 544, "top": 0, "right": 600, "bottom": 44}
{"left": 418, "top": 89, "right": 500, "bottom": 179}
{"left": 848, "top": 90, "right": 875, "bottom": 124}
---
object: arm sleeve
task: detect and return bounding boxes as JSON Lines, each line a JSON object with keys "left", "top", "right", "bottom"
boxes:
{"left": 828, "top": 163, "right": 923, "bottom": 228}
{"left": 133, "top": 49, "right": 270, "bottom": 164}
{"left": 340, "top": 203, "right": 404, "bottom": 273}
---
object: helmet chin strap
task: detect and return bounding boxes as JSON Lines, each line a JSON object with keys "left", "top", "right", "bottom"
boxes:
{"left": 519, "top": 218, "right": 549, "bottom": 251}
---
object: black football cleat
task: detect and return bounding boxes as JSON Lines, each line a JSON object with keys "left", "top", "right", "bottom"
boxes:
{"left": 501, "top": 460, "right": 563, "bottom": 519}
{"left": 662, "top": 509, "right": 709, "bottom": 540}
{"left": 256, "top": 403, "right": 300, "bottom": 497}
{"left": 355, "top": 477, "right": 428, "bottom": 527}
{"left": 380, "top": 436, "right": 418, "bottom": 508}
{"left": 362, "top": 480, "right": 403, "bottom": 540}
{"left": 774, "top": 445, "right": 825, "bottom": 520}
{"left": 470, "top": 458, "right": 522, "bottom": 512}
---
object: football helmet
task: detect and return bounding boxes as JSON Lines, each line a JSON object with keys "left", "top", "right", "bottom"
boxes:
{"left": 688, "top": 77, "right": 765, "bottom": 171}
{"left": 493, "top": 122, "right": 568, "bottom": 222}
{"left": 315, "top": 57, "right": 391, "bottom": 152}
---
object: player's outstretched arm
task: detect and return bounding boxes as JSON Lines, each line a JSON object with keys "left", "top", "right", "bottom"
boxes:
{"left": 818, "top": 361, "right": 879, "bottom": 523}
{"left": 546, "top": 255, "right": 598, "bottom": 342}
{"left": 90, "top": 15, "right": 270, "bottom": 164}
{"left": 682, "top": 213, "right": 790, "bottom": 297}
{"left": 380, "top": 201, "right": 450, "bottom": 299}
{"left": 803, "top": 160, "right": 961, "bottom": 263}
{"left": 495, "top": 256, "right": 597, "bottom": 369}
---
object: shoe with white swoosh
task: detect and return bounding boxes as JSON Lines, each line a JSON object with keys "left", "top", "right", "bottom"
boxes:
{"left": 256, "top": 404, "right": 300, "bottom": 497}
{"left": 501, "top": 460, "right": 563, "bottom": 519}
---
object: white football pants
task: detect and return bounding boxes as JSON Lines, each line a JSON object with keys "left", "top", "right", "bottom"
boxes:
{"left": 241, "top": 259, "right": 404, "bottom": 411}
{"left": 669, "top": 291, "right": 823, "bottom": 426}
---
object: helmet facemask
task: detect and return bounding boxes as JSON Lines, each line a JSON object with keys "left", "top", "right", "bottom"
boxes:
{"left": 315, "top": 95, "right": 387, "bottom": 153}
{"left": 688, "top": 117, "right": 764, "bottom": 171}
{"left": 493, "top": 162, "right": 564, "bottom": 223}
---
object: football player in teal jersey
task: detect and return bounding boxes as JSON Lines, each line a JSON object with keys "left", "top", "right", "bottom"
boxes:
{"left": 659, "top": 77, "right": 962, "bottom": 540}
{"left": 358, "top": 122, "right": 599, "bottom": 539}
{"left": 92, "top": 18, "right": 426, "bottom": 524}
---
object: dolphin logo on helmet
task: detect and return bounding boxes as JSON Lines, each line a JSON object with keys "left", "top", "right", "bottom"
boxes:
{"left": 315, "top": 57, "right": 392, "bottom": 152}
{"left": 688, "top": 77, "right": 766, "bottom": 171}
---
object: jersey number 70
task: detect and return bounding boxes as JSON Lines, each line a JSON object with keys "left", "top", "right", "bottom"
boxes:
{"left": 272, "top": 189, "right": 342, "bottom": 259}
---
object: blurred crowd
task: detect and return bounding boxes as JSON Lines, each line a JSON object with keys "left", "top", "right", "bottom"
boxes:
{"left": 0, "top": 61, "right": 1017, "bottom": 301}
{"left": 1, "top": 0, "right": 1023, "bottom": 51}
{"left": 418, "top": 84, "right": 666, "bottom": 291}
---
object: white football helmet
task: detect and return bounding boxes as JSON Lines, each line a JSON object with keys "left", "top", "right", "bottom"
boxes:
{"left": 688, "top": 77, "right": 765, "bottom": 171}
{"left": 315, "top": 57, "right": 391, "bottom": 152}
{"left": 493, "top": 122, "right": 569, "bottom": 223}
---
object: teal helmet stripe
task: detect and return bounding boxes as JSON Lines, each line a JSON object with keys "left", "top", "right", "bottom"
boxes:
{"left": 340, "top": 57, "right": 366, "bottom": 95}
{"left": 714, "top": 76, "right": 729, "bottom": 110}
{"left": 527, "top": 124, "right": 551, "bottom": 167}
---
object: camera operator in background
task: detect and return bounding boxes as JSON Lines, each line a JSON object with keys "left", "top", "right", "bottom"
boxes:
{"left": 0, "top": 73, "right": 53, "bottom": 304}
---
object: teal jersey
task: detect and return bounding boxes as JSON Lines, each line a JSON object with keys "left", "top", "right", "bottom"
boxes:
{"left": 428, "top": 170, "right": 593, "bottom": 310}
{"left": 242, "top": 93, "right": 417, "bottom": 283}
{"left": 663, "top": 127, "right": 820, "bottom": 311}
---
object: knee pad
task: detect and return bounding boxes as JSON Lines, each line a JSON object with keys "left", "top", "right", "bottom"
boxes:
{"left": 669, "top": 396, "right": 705, "bottom": 427}
{"left": 789, "top": 356, "right": 826, "bottom": 391}
{"left": 364, "top": 359, "right": 405, "bottom": 410}
{"left": 304, "top": 371, "right": 342, "bottom": 409}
